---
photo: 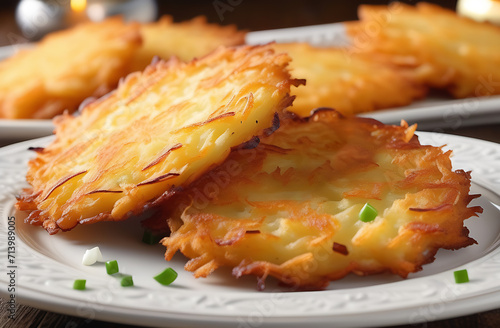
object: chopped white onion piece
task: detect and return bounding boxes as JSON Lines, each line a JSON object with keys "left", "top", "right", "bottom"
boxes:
{"left": 82, "top": 246, "right": 103, "bottom": 266}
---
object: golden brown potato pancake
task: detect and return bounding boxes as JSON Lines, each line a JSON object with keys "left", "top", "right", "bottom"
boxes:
{"left": 272, "top": 43, "right": 425, "bottom": 117}
{"left": 130, "top": 16, "right": 246, "bottom": 72}
{"left": 159, "top": 109, "right": 482, "bottom": 290}
{"left": 17, "top": 44, "right": 300, "bottom": 234}
{"left": 0, "top": 18, "right": 141, "bottom": 119}
{"left": 346, "top": 2, "right": 500, "bottom": 98}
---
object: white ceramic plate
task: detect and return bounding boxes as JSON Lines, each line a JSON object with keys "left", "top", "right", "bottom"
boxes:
{"left": 360, "top": 95, "right": 500, "bottom": 129}
{"left": 1, "top": 23, "right": 500, "bottom": 141}
{"left": 2, "top": 93, "right": 500, "bottom": 141}
{"left": 0, "top": 119, "right": 54, "bottom": 141}
{"left": 0, "top": 132, "right": 499, "bottom": 328}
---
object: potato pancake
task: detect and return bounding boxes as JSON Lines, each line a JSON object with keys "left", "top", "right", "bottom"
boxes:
{"left": 346, "top": 2, "right": 500, "bottom": 98}
{"left": 272, "top": 43, "right": 425, "bottom": 117}
{"left": 159, "top": 109, "right": 482, "bottom": 290}
{"left": 0, "top": 16, "right": 245, "bottom": 119}
{"left": 17, "top": 44, "right": 300, "bottom": 234}
{"left": 130, "top": 16, "right": 246, "bottom": 72}
{"left": 0, "top": 18, "right": 141, "bottom": 119}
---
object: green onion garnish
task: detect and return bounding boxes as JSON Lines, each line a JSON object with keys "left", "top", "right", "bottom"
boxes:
{"left": 154, "top": 267, "right": 178, "bottom": 286}
{"left": 120, "top": 275, "right": 134, "bottom": 287}
{"left": 142, "top": 230, "right": 162, "bottom": 245}
{"left": 454, "top": 269, "right": 469, "bottom": 284}
{"left": 73, "top": 279, "right": 86, "bottom": 290}
{"left": 105, "top": 260, "right": 119, "bottom": 275}
{"left": 359, "top": 203, "right": 378, "bottom": 222}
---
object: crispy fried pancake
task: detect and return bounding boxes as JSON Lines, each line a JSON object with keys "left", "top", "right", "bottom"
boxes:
{"left": 159, "top": 109, "right": 482, "bottom": 290}
{"left": 346, "top": 2, "right": 500, "bottom": 98}
{"left": 272, "top": 43, "right": 425, "bottom": 117}
{"left": 0, "top": 18, "right": 141, "bottom": 119}
{"left": 17, "top": 44, "right": 300, "bottom": 234}
{"left": 131, "top": 16, "right": 246, "bottom": 72}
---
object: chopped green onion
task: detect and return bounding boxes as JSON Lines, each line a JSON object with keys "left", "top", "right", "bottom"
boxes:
{"left": 454, "top": 269, "right": 469, "bottom": 284}
{"left": 120, "top": 275, "right": 134, "bottom": 287}
{"left": 359, "top": 203, "right": 378, "bottom": 222}
{"left": 154, "top": 267, "right": 178, "bottom": 286}
{"left": 142, "top": 230, "right": 162, "bottom": 245}
{"left": 73, "top": 279, "right": 86, "bottom": 290}
{"left": 105, "top": 260, "right": 119, "bottom": 275}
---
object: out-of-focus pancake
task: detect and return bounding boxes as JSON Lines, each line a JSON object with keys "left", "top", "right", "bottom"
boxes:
{"left": 273, "top": 43, "right": 425, "bottom": 117}
{"left": 0, "top": 18, "right": 142, "bottom": 119}
{"left": 0, "top": 16, "right": 246, "bottom": 119}
{"left": 346, "top": 2, "right": 500, "bottom": 98}
{"left": 130, "top": 16, "right": 246, "bottom": 72}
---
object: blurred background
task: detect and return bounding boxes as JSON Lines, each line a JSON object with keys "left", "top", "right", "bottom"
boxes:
{"left": 0, "top": 0, "right": 459, "bottom": 46}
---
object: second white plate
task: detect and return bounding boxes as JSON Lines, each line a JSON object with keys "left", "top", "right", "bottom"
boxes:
{"left": 1, "top": 23, "right": 499, "bottom": 141}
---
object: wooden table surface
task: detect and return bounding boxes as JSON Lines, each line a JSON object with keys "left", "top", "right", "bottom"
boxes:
{"left": 1, "top": 1, "right": 500, "bottom": 327}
